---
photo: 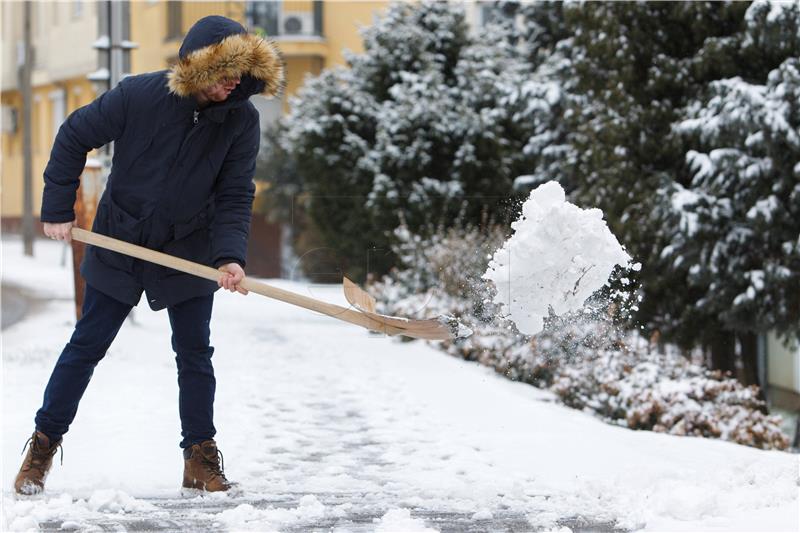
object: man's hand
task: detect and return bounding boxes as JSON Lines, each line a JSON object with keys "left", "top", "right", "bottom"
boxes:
{"left": 217, "top": 263, "right": 248, "bottom": 295}
{"left": 43, "top": 221, "right": 75, "bottom": 242}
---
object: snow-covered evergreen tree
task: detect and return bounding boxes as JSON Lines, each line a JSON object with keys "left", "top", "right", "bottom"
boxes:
{"left": 563, "top": 1, "right": 748, "bottom": 241}
{"left": 660, "top": 1, "right": 800, "bottom": 362}
{"left": 555, "top": 1, "right": 800, "bottom": 379}
{"left": 491, "top": 0, "right": 576, "bottom": 194}
{"left": 282, "top": 1, "right": 570, "bottom": 279}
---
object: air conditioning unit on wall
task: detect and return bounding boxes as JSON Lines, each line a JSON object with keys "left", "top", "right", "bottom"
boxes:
{"left": 279, "top": 11, "right": 314, "bottom": 36}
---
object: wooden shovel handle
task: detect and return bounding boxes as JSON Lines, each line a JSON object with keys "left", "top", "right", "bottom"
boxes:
{"left": 70, "top": 227, "right": 409, "bottom": 336}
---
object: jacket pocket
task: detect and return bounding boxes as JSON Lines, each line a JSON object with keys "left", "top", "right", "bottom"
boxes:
{"left": 160, "top": 203, "right": 215, "bottom": 277}
{"left": 173, "top": 202, "right": 214, "bottom": 240}
{"left": 93, "top": 195, "right": 145, "bottom": 273}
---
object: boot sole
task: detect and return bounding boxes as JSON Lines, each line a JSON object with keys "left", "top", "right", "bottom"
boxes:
{"left": 13, "top": 486, "right": 46, "bottom": 499}
{"left": 180, "top": 482, "right": 242, "bottom": 498}
{"left": 180, "top": 487, "right": 209, "bottom": 498}
{"left": 14, "top": 478, "right": 47, "bottom": 497}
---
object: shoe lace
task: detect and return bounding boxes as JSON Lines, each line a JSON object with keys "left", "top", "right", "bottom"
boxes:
{"left": 20, "top": 436, "right": 63, "bottom": 469}
{"left": 201, "top": 447, "right": 225, "bottom": 479}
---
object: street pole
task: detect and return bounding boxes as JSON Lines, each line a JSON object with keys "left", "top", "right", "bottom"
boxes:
{"left": 21, "top": 0, "right": 35, "bottom": 256}
{"left": 74, "top": 1, "right": 136, "bottom": 320}
{"left": 110, "top": 1, "right": 123, "bottom": 90}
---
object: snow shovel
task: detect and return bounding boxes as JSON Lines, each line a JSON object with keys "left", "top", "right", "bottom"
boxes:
{"left": 70, "top": 228, "right": 458, "bottom": 340}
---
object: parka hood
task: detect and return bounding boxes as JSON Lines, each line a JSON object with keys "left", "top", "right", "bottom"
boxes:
{"left": 167, "top": 15, "right": 284, "bottom": 99}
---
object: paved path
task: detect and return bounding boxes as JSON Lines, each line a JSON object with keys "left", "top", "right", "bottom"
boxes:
{"left": 6, "top": 283, "right": 630, "bottom": 532}
{"left": 1, "top": 284, "right": 30, "bottom": 330}
{"left": 34, "top": 493, "right": 623, "bottom": 532}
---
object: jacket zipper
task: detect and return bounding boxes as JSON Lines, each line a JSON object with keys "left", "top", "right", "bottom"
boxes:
{"left": 174, "top": 111, "right": 199, "bottom": 167}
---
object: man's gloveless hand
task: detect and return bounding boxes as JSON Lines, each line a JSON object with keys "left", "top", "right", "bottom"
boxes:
{"left": 217, "top": 263, "right": 249, "bottom": 295}
{"left": 43, "top": 221, "right": 75, "bottom": 242}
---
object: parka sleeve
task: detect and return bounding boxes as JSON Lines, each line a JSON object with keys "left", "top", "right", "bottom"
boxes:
{"left": 40, "top": 82, "right": 127, "bottom": 223}
{"left": 211, "top": 109, "right": 259, "bottom": 268}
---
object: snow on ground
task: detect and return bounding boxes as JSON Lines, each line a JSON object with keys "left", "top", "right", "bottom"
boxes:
{"left": 1, "top": 237, "right": 798, "bottom": 532}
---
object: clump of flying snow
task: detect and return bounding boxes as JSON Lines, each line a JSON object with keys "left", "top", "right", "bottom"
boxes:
{"left": 482, "top": 181, "right": 631, "bottom": 335}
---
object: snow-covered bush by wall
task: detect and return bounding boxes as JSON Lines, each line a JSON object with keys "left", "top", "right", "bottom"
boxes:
{"left": 370, "top": 224, "right": 789, "bottom": 451}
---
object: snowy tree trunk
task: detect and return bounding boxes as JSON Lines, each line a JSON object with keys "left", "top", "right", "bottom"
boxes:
{"left": 709, "top": 332, "right": 736, "bottom": 376}
{"left": 738, "top": 331, "right": 767, "bottom": 406}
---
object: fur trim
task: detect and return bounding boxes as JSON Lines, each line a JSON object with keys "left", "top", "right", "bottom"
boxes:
{"left": 168, "top": 33, "right": 284, "bottom": 97}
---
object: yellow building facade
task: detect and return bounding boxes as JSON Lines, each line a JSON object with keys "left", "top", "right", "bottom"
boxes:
{"left": 1, "top": 1, "right": 100, "bottom": 227}
{"left": 1, "top": 0, "right": 388, "bottom": 227}
{"left": 129, "top": 1, "right": 388, "bottom": 115}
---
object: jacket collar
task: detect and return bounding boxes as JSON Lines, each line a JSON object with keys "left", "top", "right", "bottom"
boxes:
{"left": 170, "top": 90, "right": 245, "bottom": 124}
{"left": 203, "top": 99, "right": 243, "bottom": 123}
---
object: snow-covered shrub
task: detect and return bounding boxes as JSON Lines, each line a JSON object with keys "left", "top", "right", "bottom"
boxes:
{"left": 370, "top": 218, "right": 508, "bottom": 333}
{"left": 544, "top": 323, "right": 787, "bottom": 450}
{"left": 371, "top": 225, "right": 789, "bottom": 450}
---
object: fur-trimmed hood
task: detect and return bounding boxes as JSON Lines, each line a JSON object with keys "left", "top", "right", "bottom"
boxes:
{"left": 167, "top": 15, "right": 284, "bottom": 99}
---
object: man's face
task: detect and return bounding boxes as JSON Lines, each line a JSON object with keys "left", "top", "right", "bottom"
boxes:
{"left": 201, "top": 76, "right": 241, "bottom": 103}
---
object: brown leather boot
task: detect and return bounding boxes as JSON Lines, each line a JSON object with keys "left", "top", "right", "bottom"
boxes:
{"left": 182, "top": 439, "right": 235, "bottom": 492}
{"left": 14, "top": 431, "right": 62, "bottom": 495}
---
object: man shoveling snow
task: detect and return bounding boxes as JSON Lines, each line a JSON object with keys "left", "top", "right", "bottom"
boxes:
{"left": 14, "top": 16, "right": 284, "bottom": 496}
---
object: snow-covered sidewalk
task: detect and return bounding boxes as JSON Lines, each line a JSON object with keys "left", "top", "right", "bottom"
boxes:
{"left": 2, "top": 238, "right": 798, "bottom": 532}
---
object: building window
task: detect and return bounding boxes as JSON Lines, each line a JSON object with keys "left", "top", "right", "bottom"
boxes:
{"left": 313, "top": 0, "right": 323, "bottom": 36}
{"left": 246, "top": 1, "right": 279, "bottom": 37}
{"left": 1, "top": 106, "right": 19, "bottom": 135}
{"left": 166, "top": 1, "right": 182, "bottom": 40}
{"left": 246, "top": 1, "right": 323, "bottom": 38}
{"left": 33, "top": 96, "right": 44, "bottom": 154}
{"left": 50, "top": 89, "right": 66, "bottom": 143}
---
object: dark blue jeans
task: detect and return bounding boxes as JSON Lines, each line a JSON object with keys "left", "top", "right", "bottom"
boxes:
{"left": 35, "top": 283, "right": 216, "bottom": 448}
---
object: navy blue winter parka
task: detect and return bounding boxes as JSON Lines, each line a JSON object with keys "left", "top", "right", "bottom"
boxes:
{"left": 40, "top": 16, "right": 284, "bottom": 311}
